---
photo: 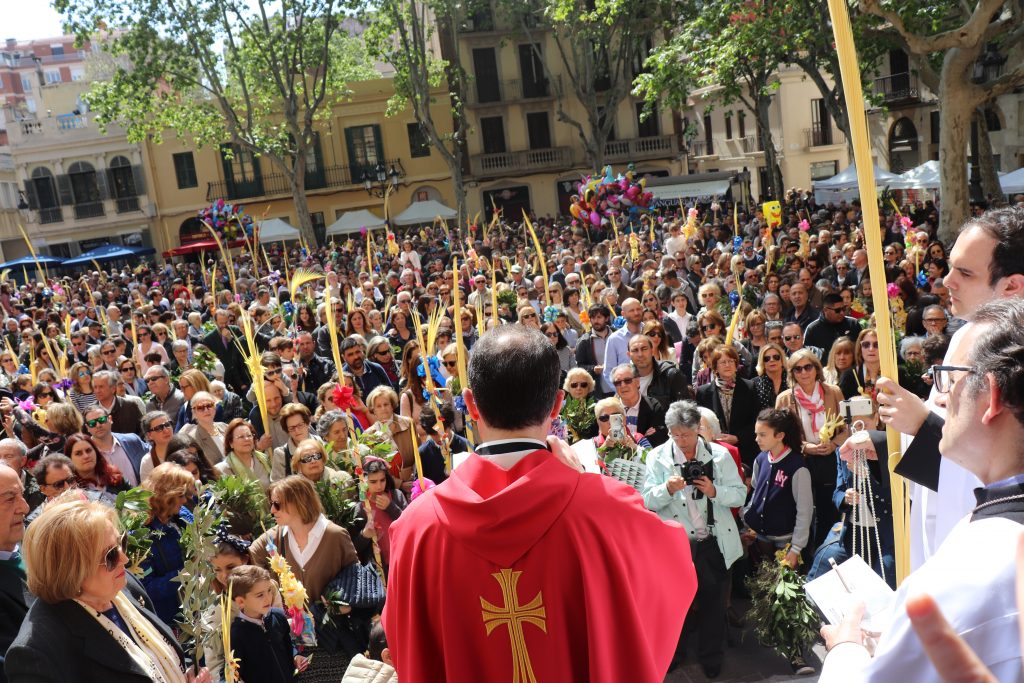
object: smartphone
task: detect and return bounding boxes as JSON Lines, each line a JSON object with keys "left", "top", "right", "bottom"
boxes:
{"left": 609, "top": 413, "right": 625, "bottom": 441}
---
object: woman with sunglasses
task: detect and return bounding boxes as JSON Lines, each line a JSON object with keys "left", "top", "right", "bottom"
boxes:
{"left": 541, "top": 322, "right": 575, "bottom": 377}
{"left": 215, "top": 419, "right": 273, "bottom": 490}
{"left": 290, "top": 438, "right": 350, "bottom": 487}
{"left": 65, "top": 433, "right": 129, "bottom": 495}
{"left": 135, "top": 410, "right": 174, "bottom": 480}
{"left": 139, "top": 463, "right": 196, "bottom": 626}
{"left": 642, "top": 320, "right": 674, "bottom": 364}
{"left": 0, "top": 351, "right": 20, "bottom": 389}
{"left": 31, "top": 381, "right": 60, "bottom": 409}
{"left": 182, "top": 391, "right": 229, "bottom": 468}
{"left": 119, "top": 358, "right": 148, "bottom": 397}
{"left": 560, "top": 368, "right": 597, "bottom": 442}
{"left": 752, "top": 342, "right": 789, "bottom": 412}
{"left": 367, "top": 335, "right": 400, "bottom": 388}
{"left": 838, "top": 328, "right": 882, "bottom": 428}
{"left": 6, "top": 497, "right": 213, "bottom": 683}
{"left": 134, "top": 324, "right": 169, "bottom": 374}
{"left": 67, "top": 361, "right": 98, "bottom": 415}
{"left": 775, "top": 348, "right": 848, "bottom": 551}
{"left": 517, "top": 305, "right": 540, "bottom": 329}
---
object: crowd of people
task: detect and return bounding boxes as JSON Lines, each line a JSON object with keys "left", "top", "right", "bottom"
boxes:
{"left": 0, "top": 190, "right": 1021, "bottom": 683}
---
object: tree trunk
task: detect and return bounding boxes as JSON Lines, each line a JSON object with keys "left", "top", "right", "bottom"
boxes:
{"left": 974, "top": 106, "right": 1002, "bottom": 203}
{"left": 756, "top": 96, "right": 784, "bottom": 200}
{"left": 938, "top": 91, "right": 974, "bottom": 244}
{"left": 450, "top": 158, "right": 467, "bottom": 230}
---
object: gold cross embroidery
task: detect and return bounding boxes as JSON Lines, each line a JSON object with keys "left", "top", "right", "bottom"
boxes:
{"left": 480, "top": 568, "right": 547, "bottom": 683}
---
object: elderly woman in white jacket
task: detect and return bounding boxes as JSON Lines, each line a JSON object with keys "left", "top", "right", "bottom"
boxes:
{"left": 641, "top": 399, "right": 746, "bottom": 678}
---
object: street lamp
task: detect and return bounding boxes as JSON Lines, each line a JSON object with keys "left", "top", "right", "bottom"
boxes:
{"left": 362, "top": 163, "right": 401, "bottom": 197}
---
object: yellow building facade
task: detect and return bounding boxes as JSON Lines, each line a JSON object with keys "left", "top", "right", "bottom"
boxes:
{"left": 453, "top": 5, "right": 684, "bottom": 220}
{"left": 146, "top": 79, "right": 458, "bottom": 254}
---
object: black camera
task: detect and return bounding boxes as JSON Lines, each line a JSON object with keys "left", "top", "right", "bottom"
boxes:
{"left": 677, "top": 460, "right": 714, "bottom": 499}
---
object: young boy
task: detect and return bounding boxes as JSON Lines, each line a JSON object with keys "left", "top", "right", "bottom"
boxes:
{"left": 229, "top": 566, "right": 308, "bottom": 683}
{"left": 341, "top": 619, "right": 398, "bottom": 683}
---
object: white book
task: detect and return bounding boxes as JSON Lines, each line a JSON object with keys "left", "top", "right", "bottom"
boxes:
{"left": 804, "top": 555, "right": 895, "bottom": 633}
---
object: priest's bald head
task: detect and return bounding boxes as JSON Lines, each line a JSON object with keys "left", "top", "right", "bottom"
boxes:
{"left": 937, "top": 298, "right": 1024, "bottom": 485}
{"left": 463, "top": 325, "right": 563, "bottom": 441}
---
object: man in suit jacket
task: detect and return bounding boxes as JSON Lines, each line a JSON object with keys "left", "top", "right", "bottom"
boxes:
{"left": 83, "top": 406, "right": 150, "bottom": 487}
{"left": 611, "top": 363, "right": 668, "bottom": 447}
{"left": 201, "top": 309, "right": 250, "bottom": 394}
{"left": 0, "top": 464, "right": 29, "bottom": 681}
{"left": 91, "top": 371, "right": 144, "bottom": 437}
{"left": 0, "top": 441, "right": 44, "bottom": 516}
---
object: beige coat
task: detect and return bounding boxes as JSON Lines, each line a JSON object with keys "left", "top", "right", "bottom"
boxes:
{"left": 181, "top": 422, "right": 228, "bottom": 464}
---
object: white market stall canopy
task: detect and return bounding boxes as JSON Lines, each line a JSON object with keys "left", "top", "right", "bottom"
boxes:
{"left": 392, "top": 199, "right": 457, "bottom": 226}
{"left": 897, "top": 160, "right": 942, "bottom": 190}
{"left": 1000, "top": 167, "right": 1024, "bottom": 195}
{"left": 257, "top": 218, "right": 301, "bottom": 243}
{"left": 813, "top": 162, "right": 906, "bottom": 202}
{"left": 325, "top": 209, "right": 386, "bottom": 236}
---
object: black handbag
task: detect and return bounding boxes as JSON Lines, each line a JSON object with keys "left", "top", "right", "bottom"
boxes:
{"left": 689, "top": 496, "right": 727, "bottom": 582}
{"left": 325, "top": 561, "right": 387, "bottom": 611}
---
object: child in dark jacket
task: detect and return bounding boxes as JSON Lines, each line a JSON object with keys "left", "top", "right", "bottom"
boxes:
{"left": 229, "top": 566, "right": 309, "bottom": 683}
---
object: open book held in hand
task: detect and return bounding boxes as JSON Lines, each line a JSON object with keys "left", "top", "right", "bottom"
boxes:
{"left": 805, "top": 555, "right": 895, "bottom": 633}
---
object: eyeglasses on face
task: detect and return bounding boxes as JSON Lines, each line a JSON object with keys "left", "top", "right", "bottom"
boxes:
{"left": 442, "top": 360, "right": 458, "bottom": 369}
{"left": 569, "top": 382, "right": 589, "bottom": 389}
{"left": 763, "top": 354, "right": 782, "bottom": 363}
{"left": 597, "top": 413, "right": 623, "bottom": 423}
{"left": 299, "top": 452, "right": 324, "bottom": 464}
{"left": 783, "top": 334, "right": 802, "bottom": 342}
{"left": 929, "top": 365, "right": 974, "bottom": 394}
{"left": 45, "top": 475, "right": 73, "bottom": 491}
{"left": 700, "top": 324, "right": 719, "bottom": 333}
{"left": 860, "top": 341, "right": 879, "bottom": 349}
{"left": 99, "top": 531, "right": 129, "bottom": 572}
{"left": 270, "top": 499, "right": 283, "bottom": 511}
{"left": 147, "top": 421, "right": 173, "bottom": 433}
{"left": 612, "top": 377, "right": 635, "bottom": 387}
{"left": 86, "top": 415, "right": 109, "bottom": 428}
{"left": 792, "top": 363, "right": 815, "bottom": 374}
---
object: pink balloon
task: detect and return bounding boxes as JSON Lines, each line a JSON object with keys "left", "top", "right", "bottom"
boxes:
{"left": 590, "top": 211, "right": 601, "bottom": 226}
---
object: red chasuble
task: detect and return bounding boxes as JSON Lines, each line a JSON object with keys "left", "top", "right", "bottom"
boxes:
{"left": 383, "top": 449, "right": 696, "bottom": 683}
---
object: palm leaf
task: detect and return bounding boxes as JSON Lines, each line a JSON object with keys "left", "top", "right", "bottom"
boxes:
{"left": 289, "top": 268, "right": 324, "bottom": 303}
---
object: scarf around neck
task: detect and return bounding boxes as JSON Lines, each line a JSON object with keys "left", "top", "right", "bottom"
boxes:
{"left": 794, "top": 383, "right": 826, "bottom": 432}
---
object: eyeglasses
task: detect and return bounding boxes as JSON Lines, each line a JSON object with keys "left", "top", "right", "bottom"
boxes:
{"left": 783, "top": 334, "right": 802, "bottom": 342}
{"left": 120, "top": 366, "right": 134, "bottom": 372}
{"left": 374, "top": 348, "right": 390, "bottom": 356}
{"left": 299, "top": 453, "right": 324, "bottom": 464}
{"left": 569, "top": 382, "right": 588, "bottom": 389}
{"left": 792, "top": 363, "right": 816, "bottom": 374}
{"left": 597, "top": 413, "right": 622, "bottom": 423}
{"left": 520, "top": 313, "right": 537, "bottom": 320}
{"left": 826, "top": 307, "right": 846, "bottom": 314}
{"left": 147, "top": 421, "right": 173, "bottom": 434}
{"left": 612, "top": 377, "right": 635, "bottom": 387}
{"left": 78, "top": 371, "right": 91, "bottom": 378}
{"left": 929, "top": 365, "right": 974, "bottom": 394}
{"left": 700, "top": 324, "right": 719, "bottom": 333}
{"left": 39, "top": 391, "right": 53, "bottom": 398}
{"left": 86, "top": 415, "right": 109, "bottom": 428}
{"left": 763, "top": 354, "right": 782, "bottom": 362}
{"left": 286, "top": 422, "right": 307, "bottom": 434}
{"left": 546, "top": 332, "right": 559, "bottom": 339}
{"left": 442, "top": 360, "right": 458, "bottom": 368}
{"left": 923, "top": 317, "right": 946, "bottom": 324}
{"left": 102, "top": 350, "right": 116, "bottom": 356}
{"left": 45, "top": 475, "right": 73, "bottom": 491}
{"left": 860, "top": 341, "right": 879, "bottom": 349}
{"left": 270, "top": 499, "right": 282, "bottom": 511}
{"left": 264, "top": 368, "right": 282, "bottom": 378}
{"left": 144, "top": 376, "right": 163, "bottom": 384}
{"left": 99, "top": 531, "right": 129, "bottom": 572}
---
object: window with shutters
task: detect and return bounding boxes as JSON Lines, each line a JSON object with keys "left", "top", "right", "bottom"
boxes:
{"left": 173, "top": 152, "right": 198, "bottom": 189}
{"left": 407, "top": 123, "right": 431, "bottom": 158}
{"left": 344, "top": 125, "right": 383, "bottom": 183}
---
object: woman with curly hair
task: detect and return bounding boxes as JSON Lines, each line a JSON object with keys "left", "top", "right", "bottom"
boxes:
{"left": 65, "top": 433, "right": 129, "bottom": 495}
{"left": 140, "top": 463, "right": 195, "bottom": 625}
{"left": 295, "top": 302, "right": 319, "bottom": 334}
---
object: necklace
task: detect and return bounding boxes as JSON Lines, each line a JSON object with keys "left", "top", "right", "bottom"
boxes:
{"left": 973, "top": 493, "right": 1024, "bottom": 513}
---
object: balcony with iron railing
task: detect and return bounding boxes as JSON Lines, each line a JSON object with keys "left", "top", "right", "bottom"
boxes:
{"left": 605, "top": 134, "right": 676, "bottom": 162}
{"left": 38, "top": 207, "right": 63, "bottom": 224}
{"left": 803, "top": 124, "right": 846, "bottom": 148}
{"left": 466, "top": 75, "right": 563, "bottom": 106}
{"left": 206, "top": 160, "right": 405, "bottom": 202}
{"left": 873, "top": 73, "right": 920, "bottom": 103}
{"left": 470, "top": 146, "right": 573, "bottom": 178}
{"left": 115, "top": 196, "right": 141, "bottom": 213}
{"left": 73, "top": 201, "right": 105, "bottom": 220}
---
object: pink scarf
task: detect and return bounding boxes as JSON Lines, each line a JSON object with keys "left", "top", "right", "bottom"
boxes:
{"left": 793, "top": 383, "right": 826, "bottom": 432}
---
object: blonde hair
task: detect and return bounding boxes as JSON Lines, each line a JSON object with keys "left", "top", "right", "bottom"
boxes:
{"left": 290, "top": 438, "right": 326, "bottom": 474}
{"left": 179, "top": 369, "right": 211, "bottom": 393}
{"left": 23, "top": 496, "right": 118, "bottom": 604}
{"left": 562, "top": 367, "right": 594, "bottom": 394}
{"left": 46, "top": 402, "right": 83, "bottom": 435}
{"left": 268, "top": 476, "right": 323, "bottom": 525}
{"left": 366, "top": 386, "right": 399, "bottom": 413}
{"left": 593, "top": 396, "right": 624, "bottom": 419}
{"left": 142, "top": 463, "right": 195, "bottom": 521}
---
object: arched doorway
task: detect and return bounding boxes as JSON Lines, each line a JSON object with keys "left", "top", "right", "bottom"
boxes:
{"left": 888, "top": 118, "right": 920, "bottom": 173}
{"left": 179, "top": 217, "right": 206, "bottom": 244}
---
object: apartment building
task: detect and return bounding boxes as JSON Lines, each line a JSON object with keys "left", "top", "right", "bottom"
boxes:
{"left": 452, "top": 3, "right": 683, "bottom": 220}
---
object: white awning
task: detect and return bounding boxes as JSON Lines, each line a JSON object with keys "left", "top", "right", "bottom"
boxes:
{"left": 392, "top": 199, "right": 457, "bottom": 226}
{"left": 256, "top": 218, "right": 300, "bottom": 243}
{"left": 325, "top": 209, "right": 386, "bottom": 236}
{"left": 649, "top": 179, "right": 730, "bottom": 201}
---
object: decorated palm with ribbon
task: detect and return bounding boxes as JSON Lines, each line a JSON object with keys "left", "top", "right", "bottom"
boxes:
{"left": 264, "top": 537, "right": 317, "bottom": 648}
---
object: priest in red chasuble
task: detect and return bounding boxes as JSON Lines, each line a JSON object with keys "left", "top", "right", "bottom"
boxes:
{"left": 383, "top": 325, "right": 696, "bottom": 682}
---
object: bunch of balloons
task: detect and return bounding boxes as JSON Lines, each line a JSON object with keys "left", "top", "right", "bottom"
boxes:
{"left": 568, "top": 165, "right": 653, "bottom": 227}
{"left": 198, "top": 199, "right": 255, "bottom": 240}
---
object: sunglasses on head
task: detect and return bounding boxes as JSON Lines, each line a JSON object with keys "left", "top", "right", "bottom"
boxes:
{"left": 100, "top": 531, "right": 129, "bottom": 572}
{"left": 86, "top": 415, "right": 109, "bottom": 428}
